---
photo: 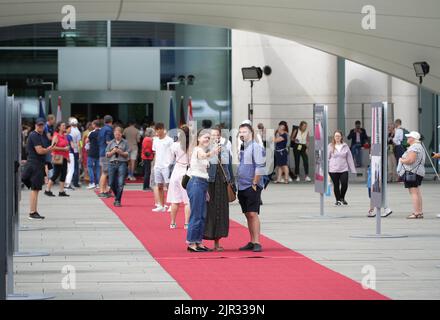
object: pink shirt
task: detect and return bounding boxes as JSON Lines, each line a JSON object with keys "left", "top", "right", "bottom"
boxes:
{"left": 328, "top": 143, "right": 357, "bottom": 173}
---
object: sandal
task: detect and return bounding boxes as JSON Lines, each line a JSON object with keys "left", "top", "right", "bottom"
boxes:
{"left": 407, "top": 213, "right": 424, "bottom": 219}
{"left": 214, "top": 246, "right": 224, "bottom": 252}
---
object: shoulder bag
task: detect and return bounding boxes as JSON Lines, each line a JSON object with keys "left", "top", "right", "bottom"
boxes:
{"left": 402, "top": 157, "right": 423, "bottom": 183}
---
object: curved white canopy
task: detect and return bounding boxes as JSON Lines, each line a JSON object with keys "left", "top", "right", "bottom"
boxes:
{"left": 0, "top": 0, "right": 439, "bottom": 93}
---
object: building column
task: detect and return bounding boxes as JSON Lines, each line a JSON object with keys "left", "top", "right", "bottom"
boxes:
{"left": 337, "top": 57, "right": 345, "bottom": 133}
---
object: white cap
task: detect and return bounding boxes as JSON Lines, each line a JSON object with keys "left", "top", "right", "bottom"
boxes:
{"left": 241, "top": 119, "right": 252, "bottom": 126}
{"left": 69, "top": 117, "right": 78, "bottom": 125}
{"left": 405, "top": 131, "right": 421, "bottom": 140}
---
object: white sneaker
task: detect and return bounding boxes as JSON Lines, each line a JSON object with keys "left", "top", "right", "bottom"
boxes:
{"left": 437, "top": 214, "right": 440, "bottom": 218}
{"left": 381, "top": 208, "right": 393, "bottom": 218}
{"left": 305, "top": 176, "right": 312, "bottom": 182}
{"left": 152, "top": 206, "right": 166, "bottom": 212}
{"left": 87, "top": 183, "right": 96, "bottom": 189}
{"left": 288, "top": 177, "right": 293, "bottom": 182}
{"left": 295, "top": 177, "right": 300, "bottom": 182}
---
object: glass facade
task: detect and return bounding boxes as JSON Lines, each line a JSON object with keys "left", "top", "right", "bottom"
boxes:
{"left": 111, "top": 21, "right": 230, "bottom": 47}
{"left": 161, "top": 49, "right": 231, "bottom": 128}
{"left": 0, "top": 21, "right": 107, "bottom": 47}
{"left": 0, "top": 21, "right": 231, "bottom": 127}
{"left": 0, "top": 50, "right": 57, "bottom": 116}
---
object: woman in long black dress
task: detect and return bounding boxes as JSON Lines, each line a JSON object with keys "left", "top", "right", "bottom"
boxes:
{"left": 204, "top": 127, "right": 232, "bottom": 251}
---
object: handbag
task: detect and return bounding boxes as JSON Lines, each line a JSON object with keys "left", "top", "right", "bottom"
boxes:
{"left": 402, "top": 157, "right": 423, "bottom": 183}
{"left": 403, "top": 171, "right": 417, "bottom": 182}
{"left": 181, "top": 170, "right": 190, "bottom": 189}
{"left": 52, "top": 154, "right": 63, "bottom": 165}
{"left": 218, "top": 161, "right": 236, "bottom": 203}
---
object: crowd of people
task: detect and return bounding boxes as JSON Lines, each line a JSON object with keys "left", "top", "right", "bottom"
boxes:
{"left": 21, "top": 115, "right": 268, "bottom": 252}
{"left": 20, "top": 114, "right": 440, "bottom": 247}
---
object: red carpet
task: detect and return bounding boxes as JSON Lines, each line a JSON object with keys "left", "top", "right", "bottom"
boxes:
{"left": 125, "top": 176, "right": 144, "bottom": 184}
{"left": 101, "top": 191, "right": 389, "bottom": 300}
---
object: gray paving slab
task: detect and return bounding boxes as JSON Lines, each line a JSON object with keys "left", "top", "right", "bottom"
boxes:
{"left": 14, "top": 182, "right": 440, "bottom": 300}
{"left": 15, "top": 186, "right": 190, "bottom": 300}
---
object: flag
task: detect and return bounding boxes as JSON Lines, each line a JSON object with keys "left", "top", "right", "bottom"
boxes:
{"left": 169, "top": 96, "right": 177, "bottom": 130}
{"left": 48, "top": 95, "right": 53, "bottom": 114}
{"left": 56, "top": 96, "right": 62, "bottom": 122}
{"left": 179, "top": 96, "right": 186, "bottom": 127}
{"left": 187, "top": 96, "right": 193, "bottom": 124}
{"left": 38, "top": 96, "right": 46, "bottom": 120}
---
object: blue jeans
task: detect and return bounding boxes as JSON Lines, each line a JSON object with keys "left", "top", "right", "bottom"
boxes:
{"left": 87, "top": 157, "right": 100, "bottom": 185}
{"left": 72, "top": 152, "right": 80, "bottom": 186}
{"left": 108, "top": 161, "right": 127, "bottom": 202}
{"left": 351, "top": 144, "right": 362, "bottom": 167}
{"left": 186, "top": 176, "right": 209, "bottom": 244}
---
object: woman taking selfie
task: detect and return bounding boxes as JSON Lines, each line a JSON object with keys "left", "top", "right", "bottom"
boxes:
{"left": 186, "top": 129, "right": 220, "bottom": 252}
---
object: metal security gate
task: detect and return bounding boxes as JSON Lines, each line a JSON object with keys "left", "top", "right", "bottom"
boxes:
{"left": 0, "top": 86, "right": 54, "bottom": 300}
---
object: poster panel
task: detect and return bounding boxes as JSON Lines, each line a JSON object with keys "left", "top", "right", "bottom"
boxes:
{"left": 371, "top": 103, "right": 383, "bottom": 208}
{"left": 314, "top": 105, "right": 328, "bottom": 194}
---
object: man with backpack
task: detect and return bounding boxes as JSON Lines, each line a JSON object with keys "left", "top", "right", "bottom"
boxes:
{"left": 393, "top": 119, "right": 409, "bottom": 163}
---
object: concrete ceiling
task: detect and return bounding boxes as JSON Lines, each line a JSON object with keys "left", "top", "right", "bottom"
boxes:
{"left": 0, "top": 0, "right": 439, "bottom": 93}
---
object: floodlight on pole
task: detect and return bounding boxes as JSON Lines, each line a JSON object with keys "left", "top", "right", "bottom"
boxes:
{"left": 413, "top": 61, "right": 430, "bottom": 84}
{"left": 242, "top": 67, "right": 264, "bottom": 122}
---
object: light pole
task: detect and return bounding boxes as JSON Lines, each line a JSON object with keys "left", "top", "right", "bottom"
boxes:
{"left": 242, "top": 67, "right": 263, "bottom": 123}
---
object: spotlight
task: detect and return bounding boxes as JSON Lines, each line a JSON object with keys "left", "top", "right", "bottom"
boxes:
{"left": 413, "top": 62, "right": 430, "bottom": 84}
{"left": 241, "top": 67, "right": 263, "bottom": 81}
{"left": 177, "top": 75, "right": 186, "bottom": 85}
{"left": 187, "top": 75, "right": 195, "bottom": 85}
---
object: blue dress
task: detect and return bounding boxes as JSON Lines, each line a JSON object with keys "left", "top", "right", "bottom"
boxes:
{"left": 275, "top": 133, "right": 288, "bottom": 166}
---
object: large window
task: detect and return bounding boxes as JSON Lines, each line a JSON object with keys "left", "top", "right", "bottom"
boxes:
{"left": 0, "top": 21, "right": 231, "bottom": 127}
{"left": 111, "top": 21, "right": 230, "bottom": 47}
{"left": 0, "top": 22, "right": 107, "bottom": 47}
{"left": 162, "top": 49, "right": 231, "bottom": 128}
{"left": 0, "top": 50, "right": 58, "bottom": 96}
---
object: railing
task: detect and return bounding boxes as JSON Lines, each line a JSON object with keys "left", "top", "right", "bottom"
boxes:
{"left": 249, "top": 102, "right": 395, "bottom": 136}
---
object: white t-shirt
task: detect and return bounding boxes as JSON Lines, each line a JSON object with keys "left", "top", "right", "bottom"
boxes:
{"left": 152, "top": 135, "right": 174, "bottom": 168}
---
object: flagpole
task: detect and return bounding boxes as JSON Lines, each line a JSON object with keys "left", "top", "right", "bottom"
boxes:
{"left": 56, "top": 96, "right": 62, "bottom": 123}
